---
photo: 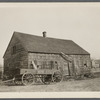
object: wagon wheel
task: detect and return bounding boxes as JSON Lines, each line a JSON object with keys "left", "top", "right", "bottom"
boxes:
{"left": 22, "top": 73, "right": 35, "bottom": 86}
{"left": 52, "top": 71, "right": 62, "bottom": 82}
{"left": 41, "top": 75, "right": 52, "bottom": 85}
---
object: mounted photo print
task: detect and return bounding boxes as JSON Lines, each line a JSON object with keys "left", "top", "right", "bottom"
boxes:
{"left": 0, "top": 3, "right": 100, "bottom": 98}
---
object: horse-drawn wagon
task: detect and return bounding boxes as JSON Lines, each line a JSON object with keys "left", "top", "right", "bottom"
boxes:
{"left": 3, "top": 61, "right": 63, "bottom": 86}
{"left": 14, "top": 68, "right": 62, "bottom": 86}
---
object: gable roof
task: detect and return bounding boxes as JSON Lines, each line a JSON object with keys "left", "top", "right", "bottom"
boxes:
{"left": 13, "top": 31, "right": 90, "bottom": 55}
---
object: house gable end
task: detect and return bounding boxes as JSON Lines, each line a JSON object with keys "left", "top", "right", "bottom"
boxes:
{"left": 3, "top": 32, "right": 27, "bottom": 58}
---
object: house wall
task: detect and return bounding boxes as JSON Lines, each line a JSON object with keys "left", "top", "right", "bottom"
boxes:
{"left": 3, "top": 35, "right": 28, "bottom": 79}
{"left": 28, "top": 53, "right": 91, "bottom": 76}
{"left": 72, "top": 55, "right": 91, "bottom": 75}
{"left": 28, "top": 53, "right": 73, "bottom": 75}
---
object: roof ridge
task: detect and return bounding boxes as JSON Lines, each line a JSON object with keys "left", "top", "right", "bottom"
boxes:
{"left": 14, "top": 31, "right": 72, "bottom": 41}
{"left": 14, "top": 31, "right": 41, "bottom": 37}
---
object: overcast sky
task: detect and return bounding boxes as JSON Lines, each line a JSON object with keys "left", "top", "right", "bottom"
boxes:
{"left": 0, "top": 3, "right": 100, "bottom": 65}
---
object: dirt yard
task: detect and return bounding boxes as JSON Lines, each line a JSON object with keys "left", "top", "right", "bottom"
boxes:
{"left": 0, "top": 77, "right": 100, "bottom": 92}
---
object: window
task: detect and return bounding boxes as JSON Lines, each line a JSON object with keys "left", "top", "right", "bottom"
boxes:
{"left": 84, "top": 63, "right": 87, "bottom": 67}
{"left": 12, "top": 45, "right": 16, "bottom": 54}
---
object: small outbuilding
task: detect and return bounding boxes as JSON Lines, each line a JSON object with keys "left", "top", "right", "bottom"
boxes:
{"left": 3, "top": 31, "right": 91, "bottom": 79}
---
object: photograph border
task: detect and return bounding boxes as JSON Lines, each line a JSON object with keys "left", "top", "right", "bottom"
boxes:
{"left": 0, "top": 1, "right": 100, "bottom": 99}
{"left": 0, "top": 0, "right": 100, "bottom": 2}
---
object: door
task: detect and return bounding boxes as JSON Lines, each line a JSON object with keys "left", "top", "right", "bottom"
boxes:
{"left": 63, "top": 61, "right": 70, "bottom": 76}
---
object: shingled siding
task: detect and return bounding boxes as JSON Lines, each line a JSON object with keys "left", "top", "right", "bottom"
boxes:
{"left": 72, "top": 55, "right": 91, "bottom": 75}
{"left": 3, "top": 35, "right": 28, "bottom": 79}
{"left": 28, "top": 53, "right": 72, "bottom": 75}
{"left": 28, "top": 53, "right": 91, "bottom": 76}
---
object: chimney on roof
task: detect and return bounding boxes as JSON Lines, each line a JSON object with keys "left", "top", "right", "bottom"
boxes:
{"left": 42, "top": 31, "right": 46, "bottom": 38}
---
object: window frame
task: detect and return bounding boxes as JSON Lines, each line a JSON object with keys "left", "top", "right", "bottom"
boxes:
{"left": 12, "top": 45, "right": 16, "bottom": 54}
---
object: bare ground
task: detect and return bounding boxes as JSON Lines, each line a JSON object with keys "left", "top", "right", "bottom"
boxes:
{"left": 0, "top": 77, "right": 100, "bottom": 92}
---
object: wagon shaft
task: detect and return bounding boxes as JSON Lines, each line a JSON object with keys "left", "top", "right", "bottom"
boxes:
{"left": 3, "top": 78, "right": 15, "bottom": 83}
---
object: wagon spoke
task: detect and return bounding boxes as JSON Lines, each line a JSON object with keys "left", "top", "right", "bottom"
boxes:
{"left": 22, "top": 73, "right": 35, "bottom": 86}
{"left": 52, "top": 71, "right": 62, "bottom": 82}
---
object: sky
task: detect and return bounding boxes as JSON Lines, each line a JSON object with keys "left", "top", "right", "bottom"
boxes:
{"left": 0, "top": 3, "right": 100, "bottom": 65}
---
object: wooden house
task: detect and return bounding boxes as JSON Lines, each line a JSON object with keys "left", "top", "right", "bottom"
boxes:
{"left": 92, "top": 59, "right": 100, "bottom": 68}
{"left": 91, "top": 59, "right": 100, "bottom": 73}
{"left": 3, "top": 31, "right": 91, "bottom": 79}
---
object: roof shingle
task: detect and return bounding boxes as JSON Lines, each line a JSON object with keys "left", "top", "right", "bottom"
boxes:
{"left": 15, "top": 31, "right": 90, "bottom": 55}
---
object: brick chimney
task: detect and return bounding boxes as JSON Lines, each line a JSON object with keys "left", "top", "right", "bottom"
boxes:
{"left": 42, "top": 31, "right": 46, "bottom": 38}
